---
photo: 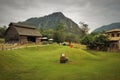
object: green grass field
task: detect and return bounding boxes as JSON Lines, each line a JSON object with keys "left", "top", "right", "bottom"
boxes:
{"left": 0, "top": 44, "right": 120, "bottom": 80}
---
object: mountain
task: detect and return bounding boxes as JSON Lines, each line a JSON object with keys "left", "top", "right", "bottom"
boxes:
{"left": 93, "top": 22, "right": 120, "bottom": 32}
{"left": 20, "top": 12, "right": 82, "bottom": 35}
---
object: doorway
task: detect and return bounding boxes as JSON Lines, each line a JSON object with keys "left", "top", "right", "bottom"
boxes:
{"left": 27, "top": 36, "right": 36, "bottom": 43}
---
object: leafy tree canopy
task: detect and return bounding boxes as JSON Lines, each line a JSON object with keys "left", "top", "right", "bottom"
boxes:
{"left": 80, "top": 33, "right": 109, "bottom": 51}
{"left": 0, "top": 26, "right": 7, "bottom": 38}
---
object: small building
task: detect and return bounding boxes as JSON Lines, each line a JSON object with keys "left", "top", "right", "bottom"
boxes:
{"left": 4, "top": 23, "right": 42, "bottom": 44}
{"left": 106, "top": 28, "right": 120, "bottom": 51}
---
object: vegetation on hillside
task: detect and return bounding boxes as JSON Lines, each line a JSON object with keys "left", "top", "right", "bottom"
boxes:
{"left": 21, "top": 12, "right": 82, "bottom": 35}
{"left": 39, "top": 23, "right": 81, "bottom": 43}
{"left": 53, "top": 23, "right": 65, "bottom": 43}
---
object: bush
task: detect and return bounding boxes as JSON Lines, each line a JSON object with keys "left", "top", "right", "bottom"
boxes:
{"left": 42, "top": 41, "right": 49, "bottom": 45}
{"left": 80, "top": 33, "right": 109, "bottom": 51}
{"left": 0, "top": 38, "right": 4, "bottom": 43}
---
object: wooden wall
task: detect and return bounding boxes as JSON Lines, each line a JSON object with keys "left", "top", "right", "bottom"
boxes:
{"left": 36, "top": 37, "right": 41, "bottom": 44}
{"left": 19, "top": 36, "right": 28, "bottom": 44}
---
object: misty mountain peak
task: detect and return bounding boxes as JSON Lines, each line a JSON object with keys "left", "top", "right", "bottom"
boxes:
{"left": 50, "top": 12, "right": 65, "bottom": 17}
{"left": 21, "top": 12, "right": 82, "bottom": 35}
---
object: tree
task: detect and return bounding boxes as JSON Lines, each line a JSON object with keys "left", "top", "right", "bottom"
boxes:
{"left": 0, "top": 26, "right": 7, "bottom": 38}
{"left": 65, "top": 33, "right": 80, "bottom": 43}
{"left": 80, "top": 33, "right": 109, "bottom": 51}
{"left": 39, "top": 28, "right": 54, "bottom": 38}
{"left": 94, "top": 34, "right": 109, "bottom": 50}
{"left": 79, "top": 22, "right": 89, "bottom": 35}
{"left": 53, "top": 23, "right": 65, "bottom": 43}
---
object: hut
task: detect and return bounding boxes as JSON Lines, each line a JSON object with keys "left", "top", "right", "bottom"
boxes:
{"left": 4, "top": 23, "right": 42, "bottom": 44}
{"left": 106, "top": 28, "right": 120, "bottom": 51}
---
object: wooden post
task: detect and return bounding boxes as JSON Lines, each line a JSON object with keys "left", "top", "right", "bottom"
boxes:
{"left": 119, "top": 40, "right": 120, "bottom": 50}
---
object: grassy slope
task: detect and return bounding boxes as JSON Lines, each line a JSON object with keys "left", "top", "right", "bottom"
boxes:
{"left": 0, "top": 44, "right": 120, "bottom": 80}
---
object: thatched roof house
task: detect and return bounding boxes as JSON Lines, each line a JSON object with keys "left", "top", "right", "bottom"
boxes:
{"left": 106, "top": 28, "right": 120, "bottom": 51}
{"left": 5, "top": 23, "right": 42, "bottom": 44}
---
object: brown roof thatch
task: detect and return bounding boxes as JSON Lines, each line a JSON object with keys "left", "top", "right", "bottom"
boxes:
{"left": 9, "top": 22, "right": 42, "bottom": 36}
{"left": 9, "top": 22, "right": 36, "bottom": 29}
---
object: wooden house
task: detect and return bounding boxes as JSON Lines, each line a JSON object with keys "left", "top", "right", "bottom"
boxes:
{"left": 106, "top": 28, "right": 120, "bottom": 51}
{"left": 4, "top": 23, "right": 42, "bottom": 44}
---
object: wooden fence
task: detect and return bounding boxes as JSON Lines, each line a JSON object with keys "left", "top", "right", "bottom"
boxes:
{"left": 0, "top": 43, "right": 21, "bottom": 50}
{"left": 0, "top": 43, "right": 43, "bottom": 51}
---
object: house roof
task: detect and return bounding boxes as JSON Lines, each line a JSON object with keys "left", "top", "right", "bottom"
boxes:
{"left": 9, "top": 22, "right": 42, "bottom": 36}
{"left": 9, "top": 22, "right": 36, "bottom": 29}
{"left": 106, "top": 28, "right": 120, "bottom": 33}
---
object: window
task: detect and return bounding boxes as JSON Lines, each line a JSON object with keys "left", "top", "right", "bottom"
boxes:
{"left": 117, "top": 33, "right": 120, "bottom": 37}
{"left": 111, "top": 34, "right": 115, "bottom": 37}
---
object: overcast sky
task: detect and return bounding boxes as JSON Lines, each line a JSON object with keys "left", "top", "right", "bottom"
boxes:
{"left": 0, "top": 0, "right": 120, "bottom": 31}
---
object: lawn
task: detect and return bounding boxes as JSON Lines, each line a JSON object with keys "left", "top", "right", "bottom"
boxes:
{"left": 0, "top": 44, "right": 120, "bottom": 80}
